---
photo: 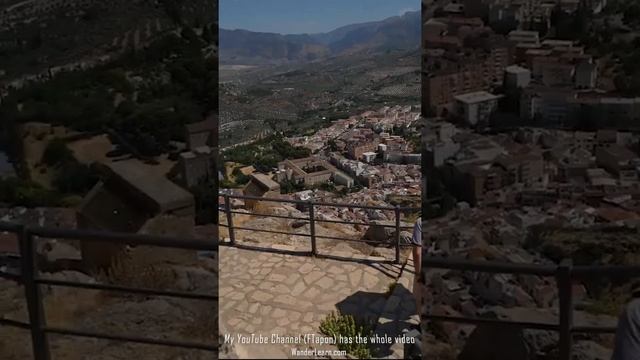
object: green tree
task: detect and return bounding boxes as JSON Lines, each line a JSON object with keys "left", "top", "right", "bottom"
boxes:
{"left": 29, "top": 30, "right": 43, "bottom": 50}
{"left": 53, "top": 163, "right": 98, "bottom": 194}
{"left": 201, "top": 26, "right": 213, "bottom": 44}
{"left": 42, "top": 139, "right": 73, "bottom": 167}
{"left": 0, "top": 177, "right": 61, "bottom": 207}
{"left": 624, "top": 3, "right": 640, "bottom": 26}
{"left": 181, "top": 26, "right": 201, "bottom": 45}
{"left": 161, "top": 0, "right": 183, "bottom": 25}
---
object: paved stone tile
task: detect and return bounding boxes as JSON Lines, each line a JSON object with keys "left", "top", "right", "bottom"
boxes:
{"left": 363, "top": 272, "right": 380, "bottom": 288}
{"left": 349, "top": 270, "right": 363, "bottom": 287}
{"left": 257, "top": 281, "right": 275, "bottom": 290}
{"left": 316, "top": 277, "right": 333, "bottom": 290}
{"left": 259, "top": 305, "right": 272, "bottom": 316}
{"left": 291, "top": 281, "right": 306, "bottom": 296}
{"left": 234, "top": 301, "right": 248, "bottom": 312}
{"left": 302, "top": 271, "right": 323, "bottom": 285}
{"left": 219, "top": 246, "right": 397, "bottom": 359}
{"left": 272, "top": 308, "right": 286, "bottom": 318}
{"left": 229, "top": 291, "right": 245, "bottom": 301}
{"left": 273, "top": 284, "right": 290, "bottom": 294}
{"left": 302, "top": 287, "right": 321, "bottom": 300}
{"left": 303, "top": 312, "right": 314, "bottom": 323}
{"left": 298, "top": 263, "right": 315, "bottom": 274}
{"left": 267, "top": 273, "right": 287, "bottom": 282}
{"left": 249, "top": 290, "right": 273, "bottom": 302}
{"left": 284, "top": 273, "right": 301, "bottom": 285}
{"left": 248, "top": 303, "right": 259, "bottom": 314}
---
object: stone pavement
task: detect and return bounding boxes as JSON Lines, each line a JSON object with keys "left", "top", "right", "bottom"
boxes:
{"left": 373, "top": 257, "right": 420, "bottom": 359}
{"left": 219, "top": 245, "right": 411, "bottom": 359}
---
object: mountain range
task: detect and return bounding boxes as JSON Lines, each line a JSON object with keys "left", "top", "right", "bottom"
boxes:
{"left": 219, "top": 10, "right": 420, "bottom": 65}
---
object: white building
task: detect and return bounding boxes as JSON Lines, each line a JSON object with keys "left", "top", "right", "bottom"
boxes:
{"left": 332, "top": 171, "right": 354, "bottom": 188}
{"left": 504, "top": 65, "right": 531, "bottom": 90}
{"left": 454, "top": 91, "right": 502, "bottom": 126}
{"left": 362, "top": 151, "right": 377, "bottom": 163}
{"left": 520, "top": 87, "right": 577, "bottom": 124}
{"left": 426, "top": 140, "right": 461, "bottom": 168}
{"left": 508, "top": 30, "right": 540, "bottom": 46}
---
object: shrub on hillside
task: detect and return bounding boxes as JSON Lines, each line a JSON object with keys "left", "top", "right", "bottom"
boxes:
{"left": 319, "top": 312, "right": 373, "bottom": 359}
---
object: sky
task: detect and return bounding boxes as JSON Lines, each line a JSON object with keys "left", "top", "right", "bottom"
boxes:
{"left": 219, "top": 0, "right": 420, "bottom": 34}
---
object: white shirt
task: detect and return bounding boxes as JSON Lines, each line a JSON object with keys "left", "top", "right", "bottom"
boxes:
{"left": 411, "top": 217, "right": 422, "bottom": 247}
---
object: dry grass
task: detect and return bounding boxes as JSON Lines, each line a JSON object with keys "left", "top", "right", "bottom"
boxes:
{"left": 0, "top": 327, "right": 32, "bottom": 360}
{"left": 66, "top": 134, "right": 113, "bottom": 165}
{"left": 94, "top": 254, "right": 177, "bottom": 295}
{"left": 179, "top": 301, "right": 218, "bottom": 342}
{"left": 43, "top": 288, "right": 105, "bottom": 327}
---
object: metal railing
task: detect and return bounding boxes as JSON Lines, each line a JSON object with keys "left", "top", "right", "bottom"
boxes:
{"left": 219, "top": 193, "right": 421, "bottom": 263}
{"left": 422, "top": 256, "right": 640, "bottom": 359}
{"left": 0, "top": 222, "right": 217, "bottom": 360}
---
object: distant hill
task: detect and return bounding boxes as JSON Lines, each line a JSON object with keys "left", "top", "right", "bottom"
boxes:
{"left": 219, "top": 30, "right": 330, "bottom": 64}
{"left": 0, "top": 0, "right": 216, "bottom": 82}
{"left": 220, "top": 10, "right": 420, "bottom": 65}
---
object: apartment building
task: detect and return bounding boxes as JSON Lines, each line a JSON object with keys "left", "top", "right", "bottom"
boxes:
{"left": 504, "top": 65, "right": 531, "bottom": 90}
{"left": 520, "top": 86, "right": 578, "bottom": 124}
{"left": 424, "top": 63, "right": 486, "bottom": 112}
{"left": 454, "top": 91, "right": 502, "bottom": 126}
{"left": 596, "top": 146, "right": 640, "bottom": 181}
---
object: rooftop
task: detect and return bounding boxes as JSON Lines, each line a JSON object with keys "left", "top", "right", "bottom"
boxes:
{"left": 250, "top": 173, "right": 280, "bottom": 192}
{"left": 100, "top": 161, "right": 194, "bottom": 213}
{"left": 78, "top": 182, "right": 150, "bottom": 233}
{"left": 509, "top": 30, "right": 539, "bottom": 37}
{"left": 505, "top": 65, "right": 530, "bottom": 74}
{"left": 600, "top": 145, "right": 638, "bottom": 161}
{"left": 454, "top": 91, "right": 502, "bottom": 104}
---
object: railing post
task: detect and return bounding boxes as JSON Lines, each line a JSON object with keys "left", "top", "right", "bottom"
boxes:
{"left": 557, "top": 258, "right": 574, "bottom": 360}
{"left": 309, "top": 202, "right": 317, "bottom": 257}
{"left": 19, "top": 226, "right": 50, "bottom": 360}
{"left": 394, "top": 205, "right": 401, "bottom": 264}
{"left": 224, "top": 194, "right": 235, "bottom": 245}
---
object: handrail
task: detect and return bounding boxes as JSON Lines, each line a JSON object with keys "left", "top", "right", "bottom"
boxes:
{"left": 0, "top": 223, "right": 217, "bottom": 360}
{"left": 222, "top": 192, "right": 420, "bottom": 211}
{"left": 423, "top": 257, "right": 557, "bottom": 276}
{"left": 422, "top": 257, "right": 640, "bottom": 358}
{"left": 29, "top": 227, "right": 218, "bottom": 250}
{"left": 218, "top": 192, "right": 421, "bottom": 263}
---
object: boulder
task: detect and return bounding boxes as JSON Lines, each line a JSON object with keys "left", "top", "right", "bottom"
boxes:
{"left": 364, "top": 220, "right": 411, "bottom": 244}
{"left": 41, "top": 240, "right": 81, "bottom": 263}
{"left": 572, "top": 341, "right": 612, "bottom": 360}
{"left": 291, "top": 220, "right": 308, "bottom": 229}
{"left": 172, "top": 266, "right": 217, "bottom": 293}
{"left": 44, "top": 270, "right": 96, "bottom": 284}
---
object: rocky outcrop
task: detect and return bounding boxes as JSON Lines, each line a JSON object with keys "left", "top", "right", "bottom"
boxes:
{"left": 363, "top": 220, "right": 412, "bottom": 245}
{"left": 457, "top": 307, "right": 617, "bottom": 359}
{"left": 1, "top": 260, "right": 217, "bottom": 360}
{"left": 572, "top": 341, "right": 612, "bottom": 360}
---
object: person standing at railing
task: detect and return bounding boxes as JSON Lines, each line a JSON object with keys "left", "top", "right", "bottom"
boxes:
{"left": 612, "top": 284, "right": 640, "bottom": 360}
{"left": 401, "top": 216, "right": 423, "bottom": 314}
